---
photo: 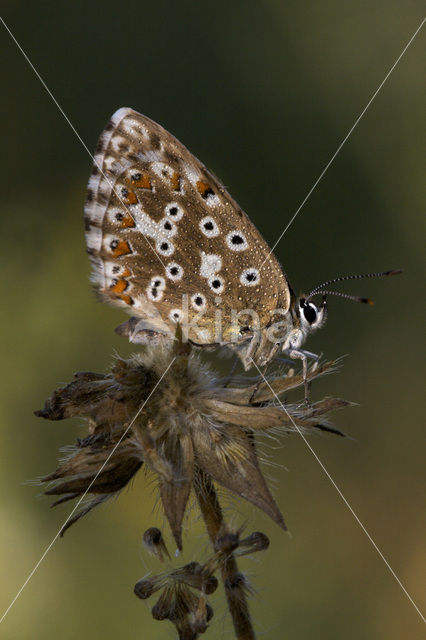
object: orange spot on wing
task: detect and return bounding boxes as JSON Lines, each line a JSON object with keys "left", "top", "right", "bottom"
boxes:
{"left": 121, "top": 268, "right": 131, "bottom": 278}
{"left": 125, "top": 190, "right": 138, "bottom": 205}
{"left": 119, "top": 294, "right": 134, "bottom": 306}
{"left": 171, "top": 171, "right": 181, "bottom": 191}
{"left": 111, "top": 279, "right": 128, "bottom": 294}
{"left": 121, "top": 213, "right": 136, "bottom": 228}
{"left": 131, "top": 174, "right": 152, "bottom": 189}
{"left": 113, "top": 241, "right": 132, "bottom": 257}
{"left": 196, "top": 180, "right": 214, "bottom": 198}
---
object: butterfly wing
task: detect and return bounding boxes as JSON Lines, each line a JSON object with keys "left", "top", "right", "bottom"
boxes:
{"left": 84, "top": 108, "right": 291, "bottom": 346}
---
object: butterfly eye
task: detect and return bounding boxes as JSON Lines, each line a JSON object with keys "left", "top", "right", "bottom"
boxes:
{"left": 302, "top": 302, "right": 318, "bottom": 324}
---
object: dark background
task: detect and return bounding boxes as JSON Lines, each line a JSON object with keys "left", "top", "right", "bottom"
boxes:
{"left": 1, "top": 2, "right": 425, "bottom": 638}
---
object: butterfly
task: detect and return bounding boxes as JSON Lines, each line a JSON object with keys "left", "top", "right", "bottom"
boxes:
{"left": 84, "top": 107, "right": 399, "bottom": 381}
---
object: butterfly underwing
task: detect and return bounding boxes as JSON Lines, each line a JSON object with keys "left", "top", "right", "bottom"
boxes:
{"left": 84, "top": 108, "right": 300, "bottom": 367}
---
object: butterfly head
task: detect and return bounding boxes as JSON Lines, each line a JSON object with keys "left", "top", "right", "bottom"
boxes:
{"left": 280, "top": 269, "right": 402, "bottom": 354}
{"left": 280, "top": 295, "right": 327, "bottom": 352}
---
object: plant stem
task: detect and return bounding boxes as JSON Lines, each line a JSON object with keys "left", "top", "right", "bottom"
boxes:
{"left": 195, "top": 469, "right": 255, "bottom": 640}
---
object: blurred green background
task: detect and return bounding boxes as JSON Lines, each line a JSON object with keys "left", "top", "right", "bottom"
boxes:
{"left": 1, "top": 2, "right": 425, "bottom": 638}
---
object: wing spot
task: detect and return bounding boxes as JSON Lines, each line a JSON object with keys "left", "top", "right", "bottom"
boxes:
{"left": 226, "top": 231, "right": 248, "bottom": 252}
{"left": 191, "top": 293, "right": 207, "bottom": 310}
{"left": 196, "top": 180, "right": 215, "bottom": 199}
{"left": 160, "top": 218, "right": 177, "bottom": 237}
{"left": 121, "top": 187, "right": 138, "bottom": 204}
{"left": 146, "top": 276, "right": 166, "bottom": 301}
{"left": 110, "top": 239, "right": 133, "bottom": 257}
{"left": 208, "top": 276, "right": 224, "bottom": 293}
{"left": 110, "top": 279, "right": 129, "bottom": 294}
{"left": 130, "top": 173, "right": 152, "bottom": 189}
{"left": 165, "top": 203, "right": 184, "bottom": 221}
{"left": 200, "top": 216, "right": 220, "bottom": 238}
{"left": 171, "top": 172, "right": 181, "bottom": 191}
{"left": 170, "top": 309, "right": 183, "bottom": 323}
{"left": 240, "top": 268, "right": 260, "bottom": 286}
{"left": 118, "top": 294, "right": 134, "bottom": 305}
{"left": 199, "top": 252, "right": 222, "bottom": 279}
{"left": 156, "top": 239, "right": 175, "bottom": 256}
{"left": 166, "top": 262, "right": 184, "bottom": 281}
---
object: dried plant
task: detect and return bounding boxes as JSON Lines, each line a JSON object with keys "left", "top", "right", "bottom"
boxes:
{"left": 36, "top": 337, "right": 350, "bottom": 638}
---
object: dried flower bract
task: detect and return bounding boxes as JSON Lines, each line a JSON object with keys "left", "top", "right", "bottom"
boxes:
{"left": 36, "top": 338, "right": 350, "bottom": 638}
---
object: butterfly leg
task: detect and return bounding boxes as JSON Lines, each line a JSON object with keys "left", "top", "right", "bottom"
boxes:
{"left": 222, "top": 355, "right": 240, "bottom": 388}
{"left": 247, "top": 337, "right": 280, "bottom": 402}
{"left": 240, "top": 331, "right": 261, "bottom": 371}
{"left": 288, "top": 348, "right": 319, "bottom": 402}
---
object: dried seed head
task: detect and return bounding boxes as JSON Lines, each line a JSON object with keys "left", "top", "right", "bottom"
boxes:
{"left": 151, "top": 587, "right": 174, "bottom": 621}
{"left": 236, "top": 531, "right": 270, "bottom": 556}
{"left": 205, "top": 602, "right": 214, "bottom": 622}
{"left": 191, "top": 594, "right": 214, "bottom": 633}
{"left": 214, "top": 531, "right": 239, "bottom": 554}
{"left": 175, "top": 562, "right": 218, "bottom": 595}
{"left": 37, "top": 343, "right": 347, "bottom": 544}
{"left": 134, "top": 575, "right": 165, "bottom": 600}
{"left": 143, "top": 527, "right": 170, "bottom": 562}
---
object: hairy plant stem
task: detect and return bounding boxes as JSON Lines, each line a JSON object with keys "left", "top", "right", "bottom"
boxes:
{"left": 195, "top": 469, "right": 256, "bottom": 640}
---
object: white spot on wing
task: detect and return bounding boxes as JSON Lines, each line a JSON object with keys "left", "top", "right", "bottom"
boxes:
{"left": 122, "top": 117, "right": 149, "bottom": 139}
{"left": 165, "top": 203, "right": 184, "bottom": 221}
{"left": 199, "top": 252, "right": 222, "bottom": 278}
{"left": 156, "top": 239, "right": 175, "bottom": 256}
{"left": 159, "top": 217, "right": 177, "bottom": 238}
{"left": 200, "top": 216, "right": 220, "bottom": 237}
{"left": 166, "top": 263, "right": 184, "bottom": 281}
{"left": 146, "top": 276, "right": 166, "bottom": 301}
{"left": 208, "top": 275, "right": 224, "bottom": 293}
{"left": 111, "top": 136, "right": 128, "bottom": 153}
{"left": 85, "top": 226, "right": 103, "bottom": 251}
{"left": 191, "top": 293, "right": 207, "bottom": 311}
{"left": 183, "top": 163, "right": 201, "bottom": 186}
{"left": 240, "top": 268, "right": 260, "bottom": 286}
{"left": 226, "top": 230, "right": 248, "bottom": 252}
{"left": 151, "top": 162, "right": 173, "bottom": 180}
{"left": 169, "top": 309, "right": 183, "bottom": 323}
